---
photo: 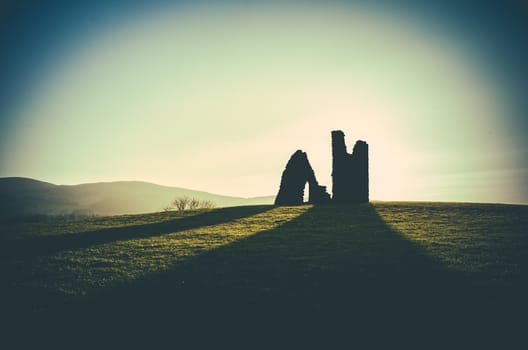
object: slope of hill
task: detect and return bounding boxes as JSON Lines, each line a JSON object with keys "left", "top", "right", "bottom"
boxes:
{"left": 0, "top": 177, "right": 274, "bottom": 218}
{"left": 1, "top": 202, "right": 526, "bottom": 348}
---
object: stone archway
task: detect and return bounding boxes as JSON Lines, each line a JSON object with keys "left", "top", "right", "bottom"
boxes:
{"left": 274, "top": 150, "right": 330, "bottom": 205}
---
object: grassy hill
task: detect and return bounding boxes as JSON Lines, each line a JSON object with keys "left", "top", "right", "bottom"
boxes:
{"left": 1, "top": 202, "right": 527, "bottom": 348}
{"left": 0, "top": 177, "right": 274, "bottom": 219}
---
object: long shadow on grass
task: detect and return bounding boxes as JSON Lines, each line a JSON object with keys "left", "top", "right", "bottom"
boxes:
{"left": 13, "top": 204, "right": 525, "bottom": 349}
{"left": 0, "top": 205, "right": 273, "bottom": 259}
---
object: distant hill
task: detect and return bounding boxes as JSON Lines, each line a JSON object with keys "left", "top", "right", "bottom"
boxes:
{"left": 0, "top": 177, "right": 274, "bottom": 218}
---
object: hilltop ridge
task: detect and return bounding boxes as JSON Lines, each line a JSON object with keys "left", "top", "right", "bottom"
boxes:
{"left": 0, "top": 177, "right": 274, "bottom": 218}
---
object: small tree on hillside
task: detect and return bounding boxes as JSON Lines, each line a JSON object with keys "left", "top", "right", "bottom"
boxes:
{"left": 172, "top": 196, "right": 191, "bottom": 211}
{"left": 199, "top": 200, "right": 216, "bottom": 209}
{"left": 188, "top": 197, "right": 201, "bottom": 210}
{"left": 168, "top": 196, "right": 216, "bottom": 211}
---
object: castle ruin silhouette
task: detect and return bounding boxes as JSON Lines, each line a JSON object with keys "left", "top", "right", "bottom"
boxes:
{"left": 275, "top": 130, "right": 368, "bottom": 205}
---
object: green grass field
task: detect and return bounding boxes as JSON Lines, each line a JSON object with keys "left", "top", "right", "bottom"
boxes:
{"left": 1, "top": 202, "right": 527, "bottom": 348}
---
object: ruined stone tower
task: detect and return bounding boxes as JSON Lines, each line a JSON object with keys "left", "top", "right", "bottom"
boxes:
{"left": 274, "top": 150, "right": 331, "bottom": 205}
{"left": 331, "top": 130, "right": 369, "bottom": 203}
{"left": 274, "top": 130, "right": 368, "bottom": 206}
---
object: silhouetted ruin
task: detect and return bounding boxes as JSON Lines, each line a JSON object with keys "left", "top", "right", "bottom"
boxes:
{"left": 274, "top": 150, "right": 331, "bottom": 205}
{"left": 275, "top": 130, "right": 368, "bottom": 205}
{"left": 331, "top": 131, "right": 369, "bottom": 203}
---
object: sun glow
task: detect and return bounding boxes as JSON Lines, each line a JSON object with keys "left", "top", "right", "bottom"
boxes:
{"left": 1, "top": 3, "right": 525, "bottom": 203}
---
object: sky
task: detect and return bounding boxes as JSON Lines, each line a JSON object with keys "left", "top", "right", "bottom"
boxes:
{"left": 1, "top": 0, "right": 527, "bottom": 203}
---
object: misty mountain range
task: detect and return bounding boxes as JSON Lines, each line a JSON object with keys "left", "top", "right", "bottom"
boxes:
{"left": 0, "top": 177, "right": 274, "bottom": 219}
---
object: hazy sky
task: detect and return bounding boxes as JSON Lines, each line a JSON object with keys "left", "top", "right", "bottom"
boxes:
{"left": 1, "top": 1, "right": 527, "bottom": 203}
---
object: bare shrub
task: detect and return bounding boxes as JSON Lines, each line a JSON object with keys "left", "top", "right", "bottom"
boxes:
{"left": 188, "top": 197, "right": 201, "bottom": 210}
{"left": 199, "top": 200, "right": 216, "bottom": 209}
{"left": 168, "top": 197, "right": 216, "bottom": 211}
{"left": 172, "top": 196, "right": 191, "bottom": 211}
